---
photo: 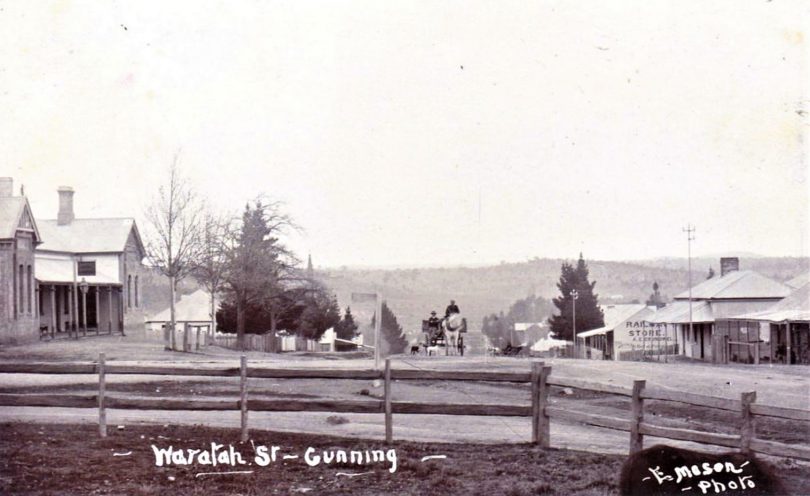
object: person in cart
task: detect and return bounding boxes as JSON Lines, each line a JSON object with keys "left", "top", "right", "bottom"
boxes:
{"left": 427, "top": 311, "right": 442, "bottom": 345}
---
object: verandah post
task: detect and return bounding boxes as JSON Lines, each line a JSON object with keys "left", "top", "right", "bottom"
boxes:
{"left": 240, "top": 355, "right": 248, "bottom": 442}
{"left": 740, "top": 391, "right": 756, "bottom": 455}
{"left": 384, "top": 358, "right": 393, "bottom": 443}
{"left": 98, "top": 352, "right": 107, "bottom": 438}
{"left": 629, "top": 379, "right": 646, "bottom": 454}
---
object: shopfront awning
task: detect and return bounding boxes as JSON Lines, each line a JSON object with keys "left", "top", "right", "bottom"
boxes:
{"left": 578, "top": 327, "right": 610, "bottom": 338}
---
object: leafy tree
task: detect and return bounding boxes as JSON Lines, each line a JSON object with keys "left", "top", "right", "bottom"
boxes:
{"left": 506, "top": 294, "right": 553, "bottom": 323}
{"left": 295, "top": 288, "right": 341, "bottom": 341}
{"left": 371, "top": 301, "right": 408, "bottom": 356}
{"left": 548, "top": 253, "right": 604, "bottom": 341}
{"left": 334, "top": 306, "right": 360, "bottom": 351}
{"left": 143, "top": 159, "right": 202, "bottom": 351}
{"left": 482, "top": 311, "right": 514, "bottom": 350}
{"left": 645, "top": 281, "right": 666, "bottom": 308}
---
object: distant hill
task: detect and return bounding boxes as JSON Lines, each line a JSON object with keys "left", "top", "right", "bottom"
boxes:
{"left": 319, "top": 256, "right": 809, "bottom": 341}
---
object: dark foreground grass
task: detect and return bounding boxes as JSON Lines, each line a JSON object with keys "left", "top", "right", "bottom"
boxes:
{"left": 0, "top": 422, "right": 625, "bottom": 495}
{"left": 1, "top": 422, "right": 808, "bottom": 495}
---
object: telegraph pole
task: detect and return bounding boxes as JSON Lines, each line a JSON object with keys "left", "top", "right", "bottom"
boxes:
{"left": 571, "top": 289, "right": 579, "bottom": 358}
{"left": 683, "top": 224, "right": 696, "bottom": 353}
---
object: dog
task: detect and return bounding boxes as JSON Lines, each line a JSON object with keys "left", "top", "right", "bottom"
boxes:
{"left": 410, "top": 345, "right": 420, "bottom": 355}
{"left": 426, "top": 345, "right": 440, "bottom": 356}
{"left": 619, "top": 445, "right": 784, "bottom": 496}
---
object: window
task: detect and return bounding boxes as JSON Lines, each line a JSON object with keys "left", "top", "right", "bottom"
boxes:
{"left": 127, "top": 275, "right": 132, "bottom": 308}
{"left": 77, "top": 261, "right": 96, "bottom": 276}
{"left": 27, "top": 265, "right": 32, "bottom": 314}
{"left": 19, "top": 264, "right": 24, "bottom": 314}
{"left": 134, "top": 275, "right": 139, "bottom": 308}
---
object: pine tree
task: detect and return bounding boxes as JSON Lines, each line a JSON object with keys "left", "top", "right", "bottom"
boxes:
{"left": 548, "top": 253, "right": 604, "bottom": 341}
{"left": 371, "top": 301, "right": 408, "bottom": 356}
{"left": 334, "top": 306, "right": 360, "bottom": 351}
{"left": 707, "top": 267, "right": 715, "bottom": 279}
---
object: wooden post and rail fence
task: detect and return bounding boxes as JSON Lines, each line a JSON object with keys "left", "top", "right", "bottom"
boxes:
{"left": 0, "top": 356, "right": 808, "bottom": 461}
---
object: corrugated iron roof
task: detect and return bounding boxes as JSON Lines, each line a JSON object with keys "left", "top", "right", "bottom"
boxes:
{"left": 674, "top": 270, "right": 791, "bottom": 300}
{"left": 37, "top": 218, "right": 142, "bottom": 254}
{"left": 648, "top": 300, "right": 714, "bottom": 324}
{"left": 731, "top": 283, "right": 810, "bottom": 322}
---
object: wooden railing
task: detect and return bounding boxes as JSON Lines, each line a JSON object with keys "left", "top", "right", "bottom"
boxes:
{"left": 0, "top": 356, "right": 808, "bottom": 460}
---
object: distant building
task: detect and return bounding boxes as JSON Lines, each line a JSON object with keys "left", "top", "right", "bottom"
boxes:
{"left": 648, "top": 258, "right": 791, "bottom": 361}
{"left": 0, "top": 177, "right": 147, "bottom": 344}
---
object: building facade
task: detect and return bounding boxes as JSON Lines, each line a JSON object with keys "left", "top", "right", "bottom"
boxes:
{"left": 0, "top": 178, "right": 42, "bottom": 343}
{"left": 0, "top": 178, "right": 147, "bottom": 344}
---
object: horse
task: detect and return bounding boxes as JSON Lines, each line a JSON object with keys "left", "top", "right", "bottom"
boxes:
{"left": 619, "top": 445, "right": 785, "bottom": 496}
{"left": 443, "top": 314, "right": 465, "bottom": 356}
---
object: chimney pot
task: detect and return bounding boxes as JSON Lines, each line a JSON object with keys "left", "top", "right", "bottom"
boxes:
{"left": 0, "top": 177, "right": 12, "bottom": 197}
{"left": 720, "top": 257, "right": 739, "bottom": 277}
{"left": 57, "top": 186, "right": 75, "bottom": 225}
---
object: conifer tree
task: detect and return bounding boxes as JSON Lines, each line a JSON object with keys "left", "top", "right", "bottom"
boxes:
{"left": 548, "top": 253, "right": 604, "bottom": 341}
{"left": 371, "top": 302, "right": 408, "bottom": 356}
{"left": 334, "top": 306, "right": 360, "bottom": 351}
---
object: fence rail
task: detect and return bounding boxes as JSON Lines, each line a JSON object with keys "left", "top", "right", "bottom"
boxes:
{"left": 1, "top": 354, "right": 808, "bottom": 461}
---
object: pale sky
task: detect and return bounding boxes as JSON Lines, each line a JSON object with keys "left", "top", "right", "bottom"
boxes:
{"left": 2, "top": 1, "right": 808, "bottom": 268}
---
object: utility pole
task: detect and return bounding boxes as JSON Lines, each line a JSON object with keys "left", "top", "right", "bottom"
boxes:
{"left": 571, "top": 289, "right": 579, "bottom": 359}
{"left": 683, "top": 224, "right": 696, "bottom": 355}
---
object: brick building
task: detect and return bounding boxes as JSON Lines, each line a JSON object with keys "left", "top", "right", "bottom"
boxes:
{"left": 0, "top": 177, "right": 147, "bottom": 344}
{"left": 0, "top": 178, "right": 43, "bottom": 343}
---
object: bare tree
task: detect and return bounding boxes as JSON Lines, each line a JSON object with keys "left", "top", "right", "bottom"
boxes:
{"left": 221, "top": 198, "right": 298, "bottom": 350}
{"left": 190, "top": 209, "right": 230, "bottom": 342}
{"left": 144, "top": 158, "right": 202, "bottom": 351}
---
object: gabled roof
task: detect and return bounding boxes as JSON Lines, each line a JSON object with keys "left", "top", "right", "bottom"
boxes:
{"left": 674, "top": 270, "right": 791, "bottom": 300}
{"left": 0, "top": 196, "right": 41, "bottom": 242}
{"left": 601, "top": 304, "right": 649, "bottom": 329}
{"left": 579, "top": 304, "right": 652, "bottom": 337}
{"left": 36, "top": 218, "right": 144, "bottom": 254}
{"left": 786, "top": 272, "right": 810, "bottom": 290}
{"left": 731, "top": 283, "right": 810, "bottom": 322}
{"left": 648, "top": 300, "right": 714, "bottom": 324}
{"left": 147, "top": 289, "right": 217, "bottom": 324}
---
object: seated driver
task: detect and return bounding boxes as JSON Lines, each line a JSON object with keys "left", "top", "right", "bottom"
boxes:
{"left": 445, "top": 299, "right": 460, "bottom": 318}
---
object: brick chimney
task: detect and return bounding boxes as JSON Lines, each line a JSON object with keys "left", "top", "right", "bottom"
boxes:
{"left": 0, "top": 177, "right": 12, "bottom": 197}
{"left": 57, "top": 186, "right": 75, "bottom": 225}
{"left": 720, "top": 257, "right": 739, "bottom": 277}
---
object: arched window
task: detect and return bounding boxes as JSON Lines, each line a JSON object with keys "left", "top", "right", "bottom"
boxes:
{"left": 127, "top": 275, "right": 132, "bottom": 308}
{"left": 134, "top": 275, "right": 139, "bottom": 308}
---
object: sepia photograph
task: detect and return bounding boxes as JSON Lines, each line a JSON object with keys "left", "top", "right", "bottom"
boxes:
{"left": 0, "top": 1, "right": 808, "bottom": 494}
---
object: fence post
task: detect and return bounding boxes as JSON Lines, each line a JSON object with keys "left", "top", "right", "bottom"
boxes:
{"left": 740, "top": 391, "right": 756, "bottom": 455}
{"left": 98, "top": 352, "right": 107, "bottom": 438}
{"left": 535, "top": 365, "right": 552, "bottom": 447}
{"left": 384, "top": 358, "right": 393, "bottom": 444}
{"left": 240, "top": 355, "right": 248, "bottom": 442}
{"left": 531, "top": 361, "right": 544, "bottom": 444}
{"left": 629, "top": 379, "right": 646, "bottom": 454}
